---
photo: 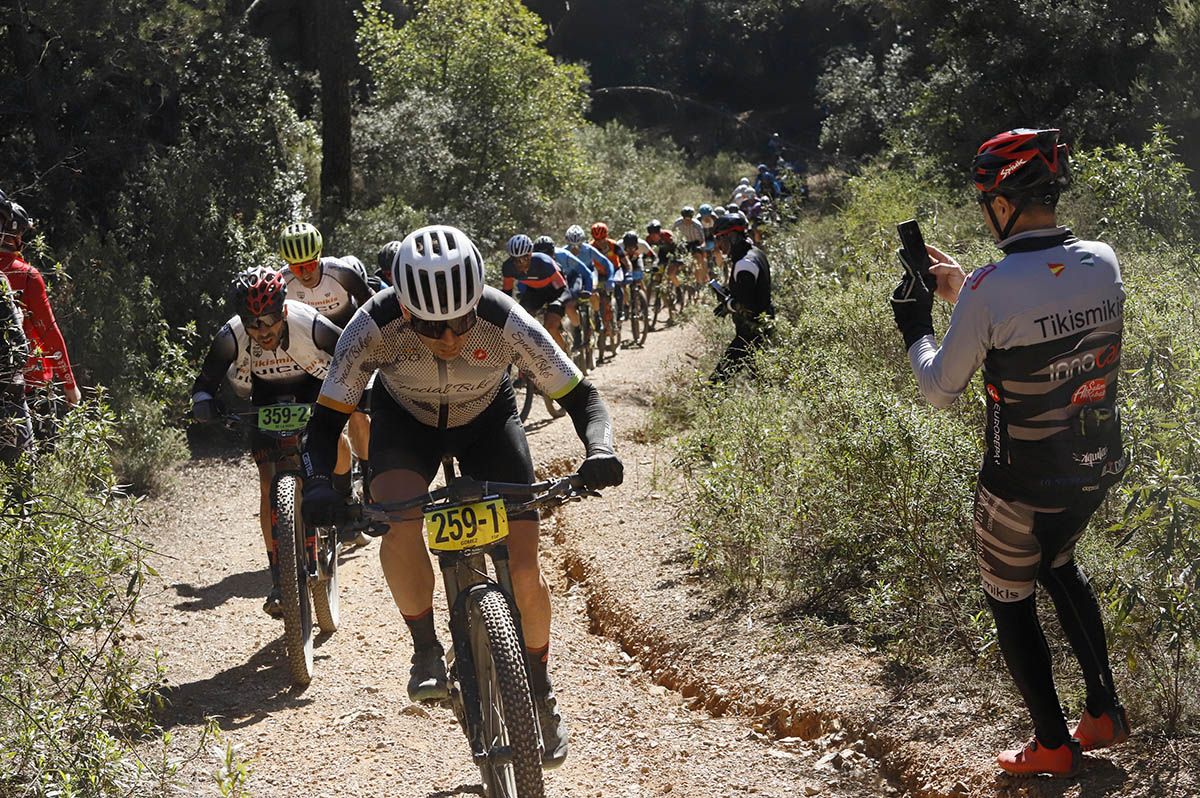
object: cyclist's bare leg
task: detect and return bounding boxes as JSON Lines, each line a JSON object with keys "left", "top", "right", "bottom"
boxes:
{"left": 255, "top": 459, "right": 275, "bottom": 552}
{"left": 693, "top": 253, "right": 707, "bottom": 285}
{"left": 565, "top": 300, "right": 581, "bottom": 329}
{"left": 348, "top": 410, "right": 370, "bottom": 461}
{"left": 544, "top": 311, "right": 567, "bottom": 352}
{"left": 335, "top": 429, "right": 352, "bottom": 478}
{"left": 506, "top": 518, "right": 551, "bottom": 649}
{"left": 667, "top": 262, "right": 681, "bottom": 287}
{"left": 372, "top": 468, "right": 436, "bottom": 617}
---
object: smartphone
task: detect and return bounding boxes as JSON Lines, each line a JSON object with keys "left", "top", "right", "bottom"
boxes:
{"left": 897, "top": 219, "right": 933, "bottom": 285}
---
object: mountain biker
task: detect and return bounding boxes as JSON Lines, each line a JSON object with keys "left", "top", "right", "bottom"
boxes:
{"left": 299, "top": 225, "right": 624, "bottom": 768}
{"left": 1, "top": 272, "right": 32, "bottom": 467}
{"left": 501, "top": 233, "right": 572, "bottom": 353}
{"left": 889, "top": 129, "right": 1129, "bottom": 777}
{"left": 564, "top": 224, "right": 608, "bottom": 327}
{"left": 278, "top": 222, "right": 374, "bottom": 500}
{"left": 534, "top": 235, "right": 594, "bottom": 351}
{"left": 698, "top": 203, "right": 722, "bottom": 277}
{"left": 754, "top": 163, "right": 782, "bottom": 200}
{"left": 710, "top": 213, "right": 774, "bottom": 382}
{"left": 190, "top": 267, "right": 346, "bottom": 617}
{"left": 731, "top": 178, "right": 755, "bottom": 207}
{"left": 589, "top": 222, "right": 630, "bottom": 321}
{"left": 645, "top": 219, "right": 681, "bottom": 294}
{"left": 671, "top": 205, "right": 707, "bottom": 285}
{"left": 377, "top": 240, "right": 401, "bottom": 287}
{"left": 0, "top": 199, "right": 82, "bottom": 410}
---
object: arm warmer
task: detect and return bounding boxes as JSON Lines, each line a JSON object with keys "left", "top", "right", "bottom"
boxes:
{"left": 302, "top": 402, "right": 351, "bottom": 479}
{"left": 555, "top": 378, "right": 615, "bottom": 456}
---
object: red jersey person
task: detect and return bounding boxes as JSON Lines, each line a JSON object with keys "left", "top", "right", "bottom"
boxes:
{"left": 0, "top": 198, "right": 81, "bottom": 406}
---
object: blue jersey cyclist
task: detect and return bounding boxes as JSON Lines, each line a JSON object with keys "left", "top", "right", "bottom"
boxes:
{"left": 533, "top": 235, "right": 594, "bottom": 351}
{"left": 299, "top": 225, "right": 624, "bottom": 768}
{"left": 502, "top": 234, "right": 573, "bottom": 353}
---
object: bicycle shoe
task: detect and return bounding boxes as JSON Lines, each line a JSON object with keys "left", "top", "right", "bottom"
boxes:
{"left": 996, "top": 737, "right": 1080, "bottom": 777}
{"left": 407, "top": 644, "right": 449, "bottom": 703}
{"left": 1072, "top": 705, "right": 1130, "bottom": 751}
{"left": 262, "top": 586, "right": 283, "bottom": 619}
{"left": 534, "top": 689, "right": 569, "bottom": 769}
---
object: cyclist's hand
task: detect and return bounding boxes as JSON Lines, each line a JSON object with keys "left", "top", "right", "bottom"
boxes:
{"left": 192, "top": 397, "right": 223, "bottom": 422}
{"left": 64, "top": 384, "right": 82, "bottom": 406}
{"left": 579, "top": 451, "right": 623, "bottom": 489}
{"left": 301, "top": 475, "right": 340, "bottom": 527}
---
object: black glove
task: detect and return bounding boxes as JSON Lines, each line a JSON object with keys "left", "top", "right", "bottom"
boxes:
{"left": 192, "top": 398, "right": 223, "bottom": 422}
{"left": 578, "top": 451, "right": 624, "bottom": 489}
{"left": 301, "top": 475, "right": 340, "bottom": 527}
{"left": 890, "top": 247, "right": 935, "bottom": 350}
{"left": 713, "top": 298, "right": 731, "bottom": 318}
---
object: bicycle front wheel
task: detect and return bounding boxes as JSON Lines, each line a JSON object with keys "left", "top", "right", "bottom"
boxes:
{"left": 469, "top": 588, "right": 544, "bottom": 798}
{"left": 509, "top": 366, "right": 536, "bottom": 422}
{"left": 631, "top": 289, "right": 649, "bottom": 346}
{"left": 312, "top": 525, "right": 340, "bottom": 633}
{"left": 271, "top": 473, "right": 314, "bottom": 686}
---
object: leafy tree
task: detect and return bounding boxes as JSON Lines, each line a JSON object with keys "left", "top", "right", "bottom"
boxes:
{"left": 357, "top": 0, "right": 591, "bottom": 242}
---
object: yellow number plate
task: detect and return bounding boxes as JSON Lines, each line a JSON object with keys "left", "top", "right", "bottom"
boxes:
{"left": 424, "top": 497, "right": 509, "bottom": 552}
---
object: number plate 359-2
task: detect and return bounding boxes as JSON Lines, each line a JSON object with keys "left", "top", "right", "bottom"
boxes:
{"left": 424, "top": 497, "right": 509, "bottom": 552}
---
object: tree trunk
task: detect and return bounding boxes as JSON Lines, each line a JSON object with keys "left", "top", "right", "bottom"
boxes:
{"left": 316, "top": 0, "right": 356, "bottom": 226}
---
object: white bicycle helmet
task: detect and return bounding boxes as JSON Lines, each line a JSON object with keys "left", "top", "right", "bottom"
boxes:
{"left": 506, "top": 234, "right": 534, "bottom": 258}
{"left": 394, "top": 225, "right": 485, "bottom": 321}
{"left": 565, "top": 225, "right": 586, "bottom": 245}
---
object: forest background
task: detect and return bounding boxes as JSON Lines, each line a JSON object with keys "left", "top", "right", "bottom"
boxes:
{"left": 2, "top": 0, "right": 1200, "bottom": 794}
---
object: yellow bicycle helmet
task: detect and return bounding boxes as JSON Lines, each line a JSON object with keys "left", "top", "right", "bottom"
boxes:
{"left": 278, "top": 222, "right": 323, "bottom": 264}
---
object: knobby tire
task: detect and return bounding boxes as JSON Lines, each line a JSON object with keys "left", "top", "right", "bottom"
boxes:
{"left": 271, "top": 473, "right": 314, "bottom": 686}
{"left": 311, "top": 524, "right": 339, "bottom": 633}
{"left": 469, "top": 588, "right": 545, "bottom": 798}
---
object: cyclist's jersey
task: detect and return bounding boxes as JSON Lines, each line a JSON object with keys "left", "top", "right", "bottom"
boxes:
{"left": 672, "top": 217, "right": 705, "bottom": 245}
{"left": 754, "top": 171, "right": 781, "bottom": 198}
{"left": 317, "top": 286, "right": 582, "bottom": 429}
{"left": 731, "top": 185, "right": 755, "bottom": 206}
{"left": 566, "top": 242, "right": 608, "bottom": 284}
{"left": 552, "top": 247, "right": 595, "bottom": 295}
{"left": 192, "top": 300, "right": 340, "bottom": 402}
{"left": 908, "top": 228, "right": 1127, "bottom": 504}
{"left": 624, "top": 237, "right": 654, "bottom": 264}
{"left": 589, "top": 238, "right": 625, "bottom": 282}
{"left": 0, "top": 251, "right": 77, "bottom": 390}
{"left": 501, "top": 252, "right": 567, "bottom": 294}
{"left": 283, "top": 255, "right": 374, "bottom": 328}
{"left": 648, "top": 231, "right": 678, "bottom": 264}
{"left": 729, "top": 245, "right": 774, "bottom": 318}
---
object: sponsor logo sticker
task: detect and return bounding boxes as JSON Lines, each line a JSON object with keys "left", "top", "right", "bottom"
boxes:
{"left": 1074, "top": 446, "right": 1109, "bottom": 468}
{"left": 970, "top": 263, "right": 998, "bottom": 291}
{"left": 1047, "top": 262, "right": 1065, "bottom": 277}
{"left": 986, "top": 383, "right": 1001, "bottom": 402}
{"left": 999, "top": 157, "right": 1030, "bottom": 181}
{"left": 473, "top": 348, "right": 488, "bottom": 361}
{"left": 1071, "top": 378, "right": 1107, "bottom": 405}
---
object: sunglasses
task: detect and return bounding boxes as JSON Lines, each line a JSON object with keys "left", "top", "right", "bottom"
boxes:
{"left": 410, "top": 310, "right": 478, "bottom": 339}
{"left": 291, "top": 258, "right": 320, "bottom": 274}
{"left": 244, "top": 312, "right": 284, "bottom": 331}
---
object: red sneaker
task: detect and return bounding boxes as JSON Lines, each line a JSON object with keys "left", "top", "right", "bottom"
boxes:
{"left": 1072, "top": 706, "right": 1130, "bottom": 751}
{"left": 997, "top": 737, "right": 1081, "bottom": 777}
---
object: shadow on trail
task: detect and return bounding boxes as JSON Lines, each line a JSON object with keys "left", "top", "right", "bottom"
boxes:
{"left": 426, "top": 786, "right": 484, "bottom": 798}
{"left": 171, "top": 568, "right": 264, "bottom": 612}
{"left": 156, "top": 637, "right": 321, "bottom": 731}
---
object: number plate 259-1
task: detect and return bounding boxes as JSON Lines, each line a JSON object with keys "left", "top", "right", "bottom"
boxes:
{"left": 424, "top": 497, "right": 509, "bottom": 552}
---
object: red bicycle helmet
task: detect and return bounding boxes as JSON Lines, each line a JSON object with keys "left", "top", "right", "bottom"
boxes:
{"left": 972, "top": 128, "right": 1070, "bottom": 196}
{"left": 590, "top": 222, "right": 609, "bottom": 240}
{"left": 230, "top": 267, "right": 287, "bottom": 318}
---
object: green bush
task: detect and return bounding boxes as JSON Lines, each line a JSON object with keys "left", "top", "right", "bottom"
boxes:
{"left": 1, "top": 402, "right": 170, "bottom": 796}
{"left": 665, "top": 135, "right": 1200, "bottom": 732}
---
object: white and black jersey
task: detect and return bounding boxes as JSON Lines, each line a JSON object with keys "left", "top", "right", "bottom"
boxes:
{"left": 318, "top": 287, "right": 582, "bottom": 429}
{"left": 283, "top": 256, "right": 374, "bottom": 328}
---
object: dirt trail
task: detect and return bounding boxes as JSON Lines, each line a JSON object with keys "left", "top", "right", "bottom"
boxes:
{"left": 136, "top": 320, "right": 894, "bottom": 797}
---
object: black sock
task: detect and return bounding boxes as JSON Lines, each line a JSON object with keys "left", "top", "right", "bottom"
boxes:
{"left": 527, "top": 644, "right": 550, "bottom": 694}
{"left": 332, "top": 470, "right": 351, "bottom": 497}
{"left": 404, "top": 608, "right": 439, "bottom": 651}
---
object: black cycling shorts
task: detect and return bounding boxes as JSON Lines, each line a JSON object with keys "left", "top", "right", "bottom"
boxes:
{"left": 370, "top": 377, "right": 537, "bottom": 520}
{"left": 519, "top": 286, "right": 569, "bottom": 318}
{"left": 249, "top": 376, "right": 321, "bottom": 464}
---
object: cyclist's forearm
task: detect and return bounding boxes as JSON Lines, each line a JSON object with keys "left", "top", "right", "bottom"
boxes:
{"left": 556, "top": 379, "right": 614, "bottom": 456}
{"left": 303, "top": 402, "right": 351, "bottom": 478}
